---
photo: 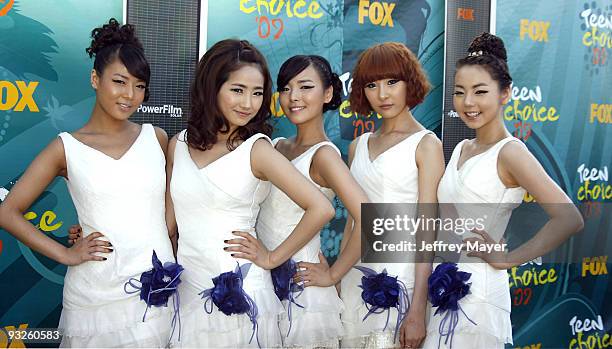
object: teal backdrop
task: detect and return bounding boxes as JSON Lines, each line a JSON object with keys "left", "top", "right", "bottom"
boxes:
{"left": 495, "top": 1, "right": 611, "bottom": 348}
{"left": 0, "top": 0, "right": 609, "bottom": 348}
{"left": 0, "top": 1, "right": 124, "bottom": 347}
{"left": 207, "top": 0, "right": 445, "bottom": 262}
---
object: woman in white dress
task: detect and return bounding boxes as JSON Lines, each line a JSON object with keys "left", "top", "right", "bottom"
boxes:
{"left": 0, "top": 19, "right": 176, "bottom": 347}
{"left": 253, "top": 55, "right": 368, "bottom": 348}
{"left": 422, "top": 32, "right": 583, "bottom": 349}
{"left": 166, "top": 40, "right": 335, "bottom": 348}
{"left": 302, "top": 42, "right": 445, "bottom": 349}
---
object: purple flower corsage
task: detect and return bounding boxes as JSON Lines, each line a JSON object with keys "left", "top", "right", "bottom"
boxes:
{"left": 428, "top": 262, "right": 477, "bottom": 349}
{"left": 124, "top": 250, "right": 184, "bottom": 342}
{"left": 271, "top": 258, "right": 304, "bottom": 337}
{"left": 354, "top": 266, "right": 410, "bottom": 343}
{"left": 199, "top": 262, "right": 260, "bottom": 347}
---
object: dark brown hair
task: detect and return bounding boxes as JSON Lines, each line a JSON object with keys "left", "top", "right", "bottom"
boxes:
{"left": 349, "top": 42, "right": 430, "bottom": 116}
{"left": 456, "top": 32, "right": 512, "bottom": 90}
{"left": 187, "top": 39, "right": 272, "bottom": 151}
{"left": 86, "top": 18, "right": 151, "bottom": 101}
{"left": 277, "top": 55, "right": 342, "bottom": 112}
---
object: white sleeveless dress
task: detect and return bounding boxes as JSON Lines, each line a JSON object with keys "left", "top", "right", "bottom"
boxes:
{"left": 341, "top": 129, "right": 434, "bottom": 348}
{"left": 170, "top": 131, "right": 283, "bottom": 348}
{"left": 57, "top": 124, "right": 175, "bottom": 347}
{"left": 423, "top": 137, "right": 525, "bottom": 349}
{"left": 257, "top": 138, "right": 345, "bottom": 348}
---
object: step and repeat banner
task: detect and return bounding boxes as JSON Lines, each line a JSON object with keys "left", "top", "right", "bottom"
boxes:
{"left": 0, "top": 1, "right": 124, "bottom": 347}
{"left": 204, "top": 0, "right": 445, "bottom": 265}
{"left": 442, "top": 1, "right": 611, "bottom": 348}
{"left": 495, "top": 1, "right": 611, "bottom": 348}
{"left": 0, "top": 0, "right": 608, "bottom": 347}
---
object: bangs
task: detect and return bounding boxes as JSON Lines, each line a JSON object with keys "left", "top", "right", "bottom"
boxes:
{"left": 349, "top": 42, "right": 430, "bottom": 116}
{"left": 118, "top": 44, "right": 151, "bottom": 85}
{"left": 277, "top": 55, "right": 310, "bottom": 91}
{"left": 353, "top": 44, "right": 408, "bottom": 85}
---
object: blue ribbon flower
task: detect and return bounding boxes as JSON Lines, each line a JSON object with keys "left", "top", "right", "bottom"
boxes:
{"left": 354, "top": 266, "right": 410, "bottom": 344}
{"left": 199, "top": 263, "right": 260, "bottom": 347}
{"left": 124, "top": 250, "right": 184, "bottom": 343}
{"left": 271, "top": 258, "right": 304, "bottom": 337}
{"left": 428, "top": 262, "right": 477, "bottom": 349}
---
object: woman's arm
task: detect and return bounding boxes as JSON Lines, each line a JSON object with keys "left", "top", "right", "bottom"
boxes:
{"left": 165, "top": 134, "right": 179, "bottom": 257}
{"left": 339, "top": 216, "right": 354, "bottom": 256}
{"left": 338, "top": 138, "right": 359, "bottom": 260}
{"left": 298, "top": 139, "right": 365, "bottom": 287}
{"left": 338, "top": 139, "right": 359, "bottom": 258}
{"left": 400, "top": 134, "right": 445, "bottom": 349}
{"left": 466, "top": 141, "right": 584, "bottom": 268}
{"left": 0, "top": 138, "right": 110, "bottom": 265}
{"left": 226, "top": 139, "right": 335, "bottom": 269}
{"left": 302, "top": 140, "right": 368, "bottom": 286}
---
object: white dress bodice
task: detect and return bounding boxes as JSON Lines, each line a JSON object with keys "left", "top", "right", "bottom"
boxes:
{"left": 58, "top": 124, "right": 174, "bottom": 340}
{"left": 170, "top": 131, "right": 283, "bottom": 347}
{"left": 256, "top": 137, "right": 345, "bottom": 347}
{"left": 341, "top": 129, "right": 434, "bottom": 346}
{"left": 425, "top": 136, "right": 526, "bottom": 347}
{"left": 348, "top": 129, "right": 433, "bottom": 285}
{"left": 257, "top": 138, "right": 338, "bottom": 262}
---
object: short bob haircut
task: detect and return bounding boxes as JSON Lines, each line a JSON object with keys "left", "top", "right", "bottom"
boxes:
{"left": 187, "top": 39, "right": 273, "bottom": 151}
{"left": 349, "top": 42, "right": 430, "bottom": 116}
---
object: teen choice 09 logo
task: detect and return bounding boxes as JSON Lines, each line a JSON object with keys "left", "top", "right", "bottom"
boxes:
{"left": 579, "top": 1, "right": 611, "bottom": 69}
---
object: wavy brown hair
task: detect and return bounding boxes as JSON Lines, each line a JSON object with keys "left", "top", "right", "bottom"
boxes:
{"left": 187, "top": 39, "right": 272, "bottom": 151}
{"left": 349, "top": 42, "right": 430, "bottom": 116}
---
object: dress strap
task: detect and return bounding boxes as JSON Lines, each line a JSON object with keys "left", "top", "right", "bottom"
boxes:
{"left": 57, "top": 132, "right": 77, "bottom": 171}
{"left": 242, "top": 133, "right": 273, "bottom": 153}
{"left": 173, "top": 129, "right": 190, "bottom": 162}
{"left": 300, "top": 141, "right": 341, "bottom": 174}
{"left": 355, "top": 132, "right": 372, "bottom": 162}
{"left": 488, "top": 137, "right": 526, "bottom": 161}
{"left": 272, "top": 137, "right": 286, "bottom": 147}
{"left": 395, "top": 129, "right": 436, "bottom": 169}
{"left": 308, "top": 141, "right": 341, "bottom": 157}
{"left": 176, "top": 129, "right": 188, "bottom": 145}
{"left": 411, "top": 129, "right": 435, "bottom": 145}
{"left": 141, "top": 123, "right": 154, "bottom": 134}
{"left": 357, "top": 132, "right": 371, "bottom": 148}
{"left": 449, "top": 139, "right": 469, "bottom": 168}
{"left": 298, "top": 141, "right": 341, "bottom": 192}
{"left": 402, "top": 129, "right": 436, "bottom": 154}
{"left": 139, "top": 124, "right": 164, "bottom": 155}
{"left": 239, "top": 133, "right": 273, "bottom": 177}
{"left": 57, "top": 132, "right": 75, "bottom": 150}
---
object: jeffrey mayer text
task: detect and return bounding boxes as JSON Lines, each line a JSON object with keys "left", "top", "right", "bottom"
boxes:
{"left": 372, "top": 240, "right": 507, "bottom": 254}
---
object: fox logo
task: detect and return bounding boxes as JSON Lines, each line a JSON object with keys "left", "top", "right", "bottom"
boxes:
{"left": 0, "top": 81, "right": 39, "bottom": 112}
{"left": 358, "top": 0, "right": 395, "bottom": 27}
